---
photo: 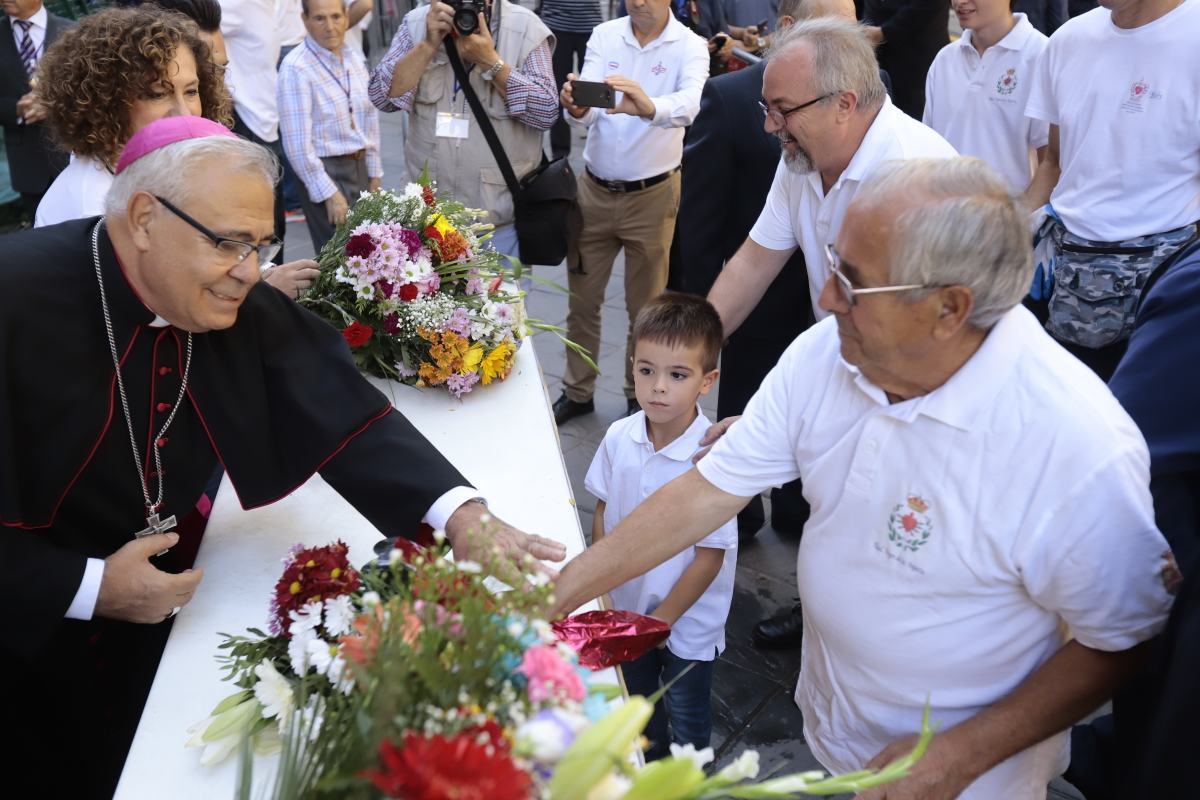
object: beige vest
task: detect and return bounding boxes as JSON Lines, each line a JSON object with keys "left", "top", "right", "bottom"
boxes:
{"left": 404, "top": 1, "right": 553, "bottom": 227}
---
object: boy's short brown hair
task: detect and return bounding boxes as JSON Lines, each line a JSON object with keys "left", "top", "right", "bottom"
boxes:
{"left": 632, "top": 292, "right": 724, "bottom": 372}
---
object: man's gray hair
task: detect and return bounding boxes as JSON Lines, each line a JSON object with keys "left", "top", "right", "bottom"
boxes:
{"left": 767, "top": 18, "right": 886, "bottom": 113}
{"left": 856, "top": 157, "right": 1033, "bottom": 330}
{"left": 105, "top": 135, "right": 280, "bottom": 216}
{"left": 777, "top": 0, "right": 853, "bottom": 22}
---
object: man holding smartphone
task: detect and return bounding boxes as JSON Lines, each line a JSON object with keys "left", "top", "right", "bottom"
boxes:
{"left": 551, "top": 0, "right": 709, "bottom": 425}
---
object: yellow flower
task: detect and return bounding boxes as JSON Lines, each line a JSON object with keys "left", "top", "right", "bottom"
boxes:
{"left": 462, "top": 342, "right": 485, "bottom": 374}
{"left": 432, "top": 214, "right": 456, "bottom": 237}
{"left": 480, "top": 341, "right": 515, "bottom": 385}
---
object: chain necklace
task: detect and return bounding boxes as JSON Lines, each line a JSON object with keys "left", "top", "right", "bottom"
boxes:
{"left": 91, "top": 220, "right": 193, "bottom": 539}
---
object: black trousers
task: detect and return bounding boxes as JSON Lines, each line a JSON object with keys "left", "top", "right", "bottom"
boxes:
{"left": 231, "top": 110, "right": 287, "bottom": 263}
{"left": 549, "top": 29, "right": 592, "bottom": 159}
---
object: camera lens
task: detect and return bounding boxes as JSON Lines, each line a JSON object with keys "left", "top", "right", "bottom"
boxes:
{"left": 454, "top": 8, "right": 478, "bottom": 34}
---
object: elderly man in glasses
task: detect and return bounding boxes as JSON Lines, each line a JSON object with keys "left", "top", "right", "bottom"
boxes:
{"left": 552, "top": 157, "right": 1175, "bottom": 800}
{"left": 0, "top": 116, "right": 565, "bottom": 799}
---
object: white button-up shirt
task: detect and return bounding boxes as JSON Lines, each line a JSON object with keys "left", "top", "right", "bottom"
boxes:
{"left": 567, "top": 15, "right": 709, "bottom": 182}
{"left": 923, "top": 14, "right": 1049, "bottom": 194}
{"left": 8, "top": 5, "right": 46, "bottom": 64}
{"left": 749, "top": 98, "right": 956, "bottom": 319}
{"left": 586, "top": 410, "right": 738, "bottom": 661}
{"left": 697, "top": 308, "right": 1173, "bottom": 798}
{"left": 219, "top": 0, "right": 282, "bottom": 141}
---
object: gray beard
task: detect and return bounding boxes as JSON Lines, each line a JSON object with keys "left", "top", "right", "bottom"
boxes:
{"left": 783, "top": 144, "right": 815, "bottom": 174}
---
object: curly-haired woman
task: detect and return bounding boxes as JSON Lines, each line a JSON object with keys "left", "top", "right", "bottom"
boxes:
{"left": 34, "top": 5, "right": 318, "bottom": 296}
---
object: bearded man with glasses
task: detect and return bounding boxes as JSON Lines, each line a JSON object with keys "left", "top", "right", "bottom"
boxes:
{"left": 553, "top": 157, "right": 1175, "bottom": 800}
{"left": 0, "top": 117, "right": 565, "bottom": 799}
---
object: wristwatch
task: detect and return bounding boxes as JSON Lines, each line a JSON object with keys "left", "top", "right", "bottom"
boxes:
{"left": 481, "top": 59, "right": 505, "bottom": 81}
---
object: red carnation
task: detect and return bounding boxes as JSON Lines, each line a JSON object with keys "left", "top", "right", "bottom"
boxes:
{"left": 342, "top": 321, "right": 374, "bottom": 348}
{"left": 362, "top": 733, "right": 531, "bottom": 800}
{"left": 398, "top": 283, "right": 419, "bottom": 302}
{"left": 346, "top": 233, "right": 376, "bottom": 259}
{"left": 270, "top": 541, "right": 360, "bottom": 636}
{"left": 422, "top": 185, "right": 436, "bottom": 206}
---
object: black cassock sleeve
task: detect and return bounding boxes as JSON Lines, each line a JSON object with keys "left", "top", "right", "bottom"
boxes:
{"left": 319, "top": 408, "right": 472, "bottom": 541}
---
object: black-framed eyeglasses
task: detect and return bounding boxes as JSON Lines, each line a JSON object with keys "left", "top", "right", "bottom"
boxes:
{"left": 824, "top": 243, "right": 932, "bottom": 307}
{"left": 155, "top": 195, "right": 282, "bottom": 266}
{"left": 758, "top": 92, "right": 835, "bottom": 124}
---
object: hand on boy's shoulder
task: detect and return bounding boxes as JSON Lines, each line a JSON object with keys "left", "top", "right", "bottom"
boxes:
{"left": 692, "top": 415, "right": 742, "bottom": 464}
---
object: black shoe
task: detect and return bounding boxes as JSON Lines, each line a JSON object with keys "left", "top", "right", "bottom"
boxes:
{"left": 553, "top": 392, "right": 594, "bottom": 425}
{"left": 625, "top": 397, "right": 640, "bottom": 416}
{"left": 752, "top": 603, "right": 803, "bottom": 650}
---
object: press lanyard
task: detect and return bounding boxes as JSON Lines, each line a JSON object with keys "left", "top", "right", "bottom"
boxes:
{"left": 305, "top": 39, "right": 356, "bottom": 127}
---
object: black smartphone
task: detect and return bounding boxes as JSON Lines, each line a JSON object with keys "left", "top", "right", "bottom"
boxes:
{"left": 755, "top": 18, "right": 770, "bottom": 32}
{"left": 712, "top": 32, "right": 729, "bottom": 47}
{"left": 571, "top": 79, "right": 615, "bottom": 109}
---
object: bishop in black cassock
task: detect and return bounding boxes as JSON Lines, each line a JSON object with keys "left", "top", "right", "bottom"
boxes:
{"left": 0, "top": 117, "right": 563, "bottom": 797}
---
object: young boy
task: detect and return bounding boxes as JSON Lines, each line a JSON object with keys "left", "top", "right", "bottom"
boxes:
{"left": 923, "top": 0, "right": 1049, "bottom": 193}
{"left": 583, "top": 292, "right": 737, "bottom": 760}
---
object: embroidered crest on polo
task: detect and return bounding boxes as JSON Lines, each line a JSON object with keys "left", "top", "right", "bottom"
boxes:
{"left": 887, "top": 495, "right": 933, "bottom": 553}
{"left": 995, "top": 68, "right": 1018, "bottom": 96}
{"left": 607, "top": 60, "right": 620, "bottom": 70}
{"left": 651, "top": 62, "right": 667, "bottom": 76}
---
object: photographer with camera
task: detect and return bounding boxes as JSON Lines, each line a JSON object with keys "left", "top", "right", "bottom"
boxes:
{"left": 367, "top": 0, "right": 557, "bottom": 260}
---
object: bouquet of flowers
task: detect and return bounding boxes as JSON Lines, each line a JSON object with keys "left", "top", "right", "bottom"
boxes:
{"left": 302, "top": 175, "right": 590, "bottom": 398}
{"left": 189, "top": 529, "right": 931, "bottom": 799}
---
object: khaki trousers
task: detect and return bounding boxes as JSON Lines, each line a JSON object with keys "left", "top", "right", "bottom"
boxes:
{"left": 564, "top": 170, "right": 681, "bottom": 401}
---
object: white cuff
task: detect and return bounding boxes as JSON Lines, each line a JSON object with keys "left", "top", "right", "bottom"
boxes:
{"left": 423, "top": 485, "right": 485, "bottom": 531}
{"left": 65, "top": 558, "right": 105, "bottom": 620}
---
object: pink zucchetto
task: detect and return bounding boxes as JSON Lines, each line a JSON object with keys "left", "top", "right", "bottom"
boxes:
{"left": 115, "top": 116, "right": 236, "bottom": 175}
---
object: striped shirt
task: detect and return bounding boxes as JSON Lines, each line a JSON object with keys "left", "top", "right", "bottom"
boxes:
{"left": 278, "top": 37, "right": 382, "bottom": 203}
{"left": 367, "top": 16, "right": 559, "bottom": 131}
{"left": 539, "top": 0, "right": 603, "bottom": 34}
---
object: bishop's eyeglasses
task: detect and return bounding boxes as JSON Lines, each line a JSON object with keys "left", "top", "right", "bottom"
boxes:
{"left": 155, "top": 195, "right": 283, "bottom": 266}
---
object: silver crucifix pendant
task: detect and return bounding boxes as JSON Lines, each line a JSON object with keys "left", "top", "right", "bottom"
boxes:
{"left": 135, "top": 512, "right": 178, "bottom": 556}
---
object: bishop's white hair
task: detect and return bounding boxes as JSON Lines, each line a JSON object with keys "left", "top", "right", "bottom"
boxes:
{"left": 104, "top": 135, "right": 280, "bottom": 217}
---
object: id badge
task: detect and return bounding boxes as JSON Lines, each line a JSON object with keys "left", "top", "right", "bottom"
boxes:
{"left": 436, "top": 112, "right": 469, "bottom": 139}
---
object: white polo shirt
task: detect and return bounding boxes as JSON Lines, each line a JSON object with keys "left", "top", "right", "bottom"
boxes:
{"left": 697, "top": 308, "right": 1173, "bottom": 798}
{"left": 923, "top": 14, "right": 1049, "bottom": 194}
{"left": 567, "top": 15, "right": 709, "bottom": 182}
{"left": 1024, "top": 0, "right": 1200, "bottom": 242}
{"left": 748, "top": 98, "right": 956, "bottom": 320}
{"left": 219, "top": 0, "right": 282, "bottom": 142}
{"left": 585, "top": 410, "right": 738, "bottom": 661}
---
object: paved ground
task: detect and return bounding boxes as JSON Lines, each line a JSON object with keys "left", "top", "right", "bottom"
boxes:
{"left": 284, "top": 32, "right": 1084, "bottom": 796}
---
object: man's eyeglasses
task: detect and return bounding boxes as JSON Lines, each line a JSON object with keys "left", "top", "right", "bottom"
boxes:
{"left": 824, "top": 243, "right": 932, "bottom": 307}
{"left": 155, "top": 195, "right": 282, "bottom": 266}
{"left": 758, "top": 92, "right": 835, "bottom": 124}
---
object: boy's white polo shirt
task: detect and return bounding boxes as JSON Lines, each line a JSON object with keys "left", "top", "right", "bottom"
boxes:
{"left": 923, "top": 14, "right": 1049, "bottom": 194}
{"left": 585, "top": 409, "right": 738, "bottom": 661}
{"left": 696, "top": 308, "right": 1172, "bottom": 797}
{"left": 748, "top": 97, "right": 957, "bottom": 321}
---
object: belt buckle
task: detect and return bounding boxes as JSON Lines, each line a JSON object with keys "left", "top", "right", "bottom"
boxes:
{"left": 605, "top": 178, "right": 623, "bottom": 192}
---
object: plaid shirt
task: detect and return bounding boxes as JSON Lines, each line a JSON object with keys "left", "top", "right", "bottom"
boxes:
{"left": 278, "top": 37, "right": 382, "bottom": 203}
{"left": 368, "top": 19, "right": 559, "bottom": 131}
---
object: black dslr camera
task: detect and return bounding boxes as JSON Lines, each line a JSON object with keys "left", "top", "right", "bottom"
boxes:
{"left": 448, "top": 0, "right": 486, "bottom": 35}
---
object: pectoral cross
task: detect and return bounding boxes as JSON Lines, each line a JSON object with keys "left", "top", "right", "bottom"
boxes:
{"left": 135, "top": 512, "right": 177, "bottom": 556}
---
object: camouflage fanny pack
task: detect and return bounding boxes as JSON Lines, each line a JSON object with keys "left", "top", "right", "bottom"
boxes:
{"left": 1046, "top": 221, "right": 1198, "bottom": 349}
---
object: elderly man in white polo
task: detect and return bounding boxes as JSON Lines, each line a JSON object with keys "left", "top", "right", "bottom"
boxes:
{"left": 552, "top": 157, "right": 1175, "bottom": 799}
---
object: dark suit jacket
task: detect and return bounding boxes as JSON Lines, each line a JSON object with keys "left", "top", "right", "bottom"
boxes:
{"left": 0, "top": 11, "right": 72, "bottom": 195}
{"left": 675, "top": 60, "right": 812, "bottom": 415}
{"left": 864, "top": 0, "right": 947, "bottom": 118}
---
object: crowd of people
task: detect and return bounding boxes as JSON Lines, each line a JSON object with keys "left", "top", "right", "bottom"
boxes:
{"left": 0, "top": 0, "right": 1197, "bottom": 796}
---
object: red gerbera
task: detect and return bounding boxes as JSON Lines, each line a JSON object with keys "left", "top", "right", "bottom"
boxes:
{"left": 342, "top": 321, "right": 375, "bottom": 348}
{"left": 271, "top": 541, "right": 360, "bottom": 636}
{"left": 398, "top": 283, "right": 419, "bottom": 302}
{"left": 346, "top": 232, "right": 376, "bottom": 259}
{"left": 362, "top": 733, "right": 531, "bottom": 800}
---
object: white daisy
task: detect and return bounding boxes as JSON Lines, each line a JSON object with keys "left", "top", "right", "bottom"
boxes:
{"left": 253, "top": 659, "right": 295, "bottom": 724}
{"left": 306, "top": 637, "right": 338, "bottom": 676}
{"left": 287, "top": 626, "right": 316, "bottom": 675}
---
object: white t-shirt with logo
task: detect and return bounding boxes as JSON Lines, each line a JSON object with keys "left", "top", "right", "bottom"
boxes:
{"left": 1024, "top": 0, "right": 1200, "bottom": 241}
{"left": 923, "top": 14, "right": 1049, "bottom": 194}
{"left": 585, "top": 410, "right": 738, "bottom": 661}
{"left": 696, "top": 308, "right": 1172, "bottom": 798}
{"left": 748, "top": 98, "right": 957, "bottom": 320}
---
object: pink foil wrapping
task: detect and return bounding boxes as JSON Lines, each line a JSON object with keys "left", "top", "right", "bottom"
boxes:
{"left": 552, "top": 610, "right": 671, "bottom": 670}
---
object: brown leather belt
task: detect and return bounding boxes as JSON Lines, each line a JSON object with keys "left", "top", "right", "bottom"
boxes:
{"left": 329, "top": 150, "right": 366, "bottom": 161}
{"left": 586, "top": 167, "right": 678, "bottom": 193}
